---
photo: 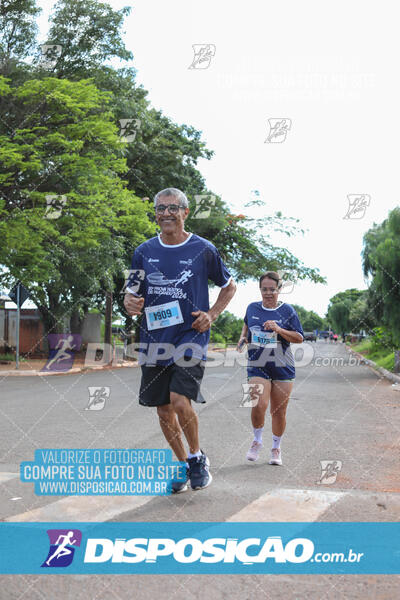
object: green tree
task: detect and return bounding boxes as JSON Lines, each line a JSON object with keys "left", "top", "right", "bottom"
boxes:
{"left": 291, "top": 304, "right": 324, "bottom": 331}
{"left": 0, "top": 76, "right": 155, "bottom": 333}
{"left": 210, "top": 311, "right": 243, "bottom": 344}
{"left": 302, "top": 310, "right": 324, "bottom": 331}
{"left": 326, "top": 289, "right": 367, "bottom": 333}
{"left": 43, "top": 0, "right": 132, "bottom": 77}
{"left": 0, "top": 0, "right": 40, "bottom": 76}
{"left": 1, "top": 0, "right": 326, "bottom": 339}
{"left": 45, "top": 0, "right": 326, "bottom": 286}
{"left": 362, "top": 207, "right": 400, "bottom": 345}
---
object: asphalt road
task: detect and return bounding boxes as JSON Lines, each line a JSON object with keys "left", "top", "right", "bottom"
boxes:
{"left": 0, "top": 340, "right": 399, "bottom": 598}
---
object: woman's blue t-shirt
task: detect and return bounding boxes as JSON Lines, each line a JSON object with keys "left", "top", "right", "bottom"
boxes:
{"left": 244, "top": 301, "right": 304, "bottom": 379}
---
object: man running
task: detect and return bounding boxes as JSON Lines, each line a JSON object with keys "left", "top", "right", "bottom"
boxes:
{"left": 124, "top": 188, "right": 236, "bottom": 492}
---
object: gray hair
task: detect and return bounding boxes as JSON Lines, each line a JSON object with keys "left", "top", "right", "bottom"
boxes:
{"left": 153, "top": 188, "right": 189, "bottom": 208}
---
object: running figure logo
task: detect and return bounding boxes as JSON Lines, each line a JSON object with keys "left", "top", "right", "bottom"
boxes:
{"left": 44, "top": 194, "right": 67, "bottom": 220}
{"left": 265, "top": 118, "right": 292, "bottom": 143}
{"left": 192, "top": 195, "right": 216, "bottom": 219}
{"left": 188, "top": 44, "right": 216, "bottom": 69}
{"left": 39, "top": 44, "right": 62, "bottom": 69}
{"left": 277, "top": 270, "right": 295, "bottom": 294}
{"left": 44, "top": 335, "right": 75, "bottom": 370}
{"left": 122, "top": 268, "right": 145, "bottom": 294}
{"left": 343, "top": 194, "right": 371, "bottom": 220}
{"left": 85, "top": 386, "right": 110, "bottom": 410}
{"left": 119, "top": 118, "right": 141, "bottom": 143}
{"left": 317, "top": 460, "right": 343, "bottom": 485}
{"left": 42, "top": 334, "right": 82, "bottom": 372}
{"left": 41, "top": 529, "right": 82, "bottom": 568}
{"left": 240, "top": 383, "right": 264, "bottom": 407}
{"left": 174, "top": 269, "right": 193, "bottom": 286}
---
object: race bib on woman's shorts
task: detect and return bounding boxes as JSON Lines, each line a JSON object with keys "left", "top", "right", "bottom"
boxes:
{"left": 145, "top": 300, "right": 184, "bottom": 331}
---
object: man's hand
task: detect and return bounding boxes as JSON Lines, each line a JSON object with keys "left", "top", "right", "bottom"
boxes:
{"left": 263, "top": 320, "right": 282, "bottom": 333}
{"left": 191, "top": 310, "right": 214, "bottom": 333}
{"left": 124, "top": 294, "right": 144, "bottom": 316}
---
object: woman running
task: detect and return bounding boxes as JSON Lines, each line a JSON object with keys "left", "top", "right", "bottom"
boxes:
{"left": 237, "top": 272, "right": 304, "bottom": 465}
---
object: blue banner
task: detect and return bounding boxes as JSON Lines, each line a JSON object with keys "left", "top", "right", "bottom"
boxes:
{"left": 0, "top": 522, "right": 399, "bottom": 574}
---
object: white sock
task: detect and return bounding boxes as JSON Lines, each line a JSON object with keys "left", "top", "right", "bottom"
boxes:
{"left": 272, "top": 434, "right": 282, "bottom": 449}
{"left": 188, "top": 450, "right": 201, "bottom": 459}
{"left": 253, "top": 427, "right": 263, "bottom": 443}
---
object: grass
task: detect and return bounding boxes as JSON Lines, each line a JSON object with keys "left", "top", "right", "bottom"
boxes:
{"left": 0, "top": 353, "right": 27, "bottom": 362}
{"left": 351, "top": 339, "right": 371, "bottom": 354}
{"left": 350, "top": 339, "right": 395, "bottom": 371}
{"left": 375, "top": 353, "right": 395, "bottom": 371}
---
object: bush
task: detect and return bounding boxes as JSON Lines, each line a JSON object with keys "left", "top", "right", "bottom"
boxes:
{"left": 210, "top": 332, "right": 226, "bottom": 345}
{"left": 370, "top": 326, "right": 395, "bottom": 353}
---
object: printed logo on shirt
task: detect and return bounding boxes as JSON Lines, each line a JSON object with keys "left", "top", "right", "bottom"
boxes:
{"left": 147, "top": 270, "right": 193, "bottom": 286}
{"left": 148, "top": 258, "right": 159, "bottom": 262}
{"left": 147, "top": 270, "right": 194, "bottom": 299}
{"left": 252, "top": 316, "right": 259, "bottom": 320}
{"left": 179, "top": 259, "right": 193, "bottom": 265}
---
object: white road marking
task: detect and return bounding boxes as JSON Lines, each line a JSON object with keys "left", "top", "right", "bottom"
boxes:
{"left": 0, "top": 472, "right": 19, "bottom": 484}
{"left": 6, "top": 495, "right": 154, "bottom": 522}
{"left": 228, "top": 488, "right": 347, "bottom": 522}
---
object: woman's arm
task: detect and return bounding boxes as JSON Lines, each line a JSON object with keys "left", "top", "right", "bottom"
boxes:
{"left": 236, "top": 322, "right": 249, "bottom": 351}
{"left": 276, "top": 327, "right": 303, "bottom": 344}
{"left": 263, "top": 320, "right": 303, "bottom": 344}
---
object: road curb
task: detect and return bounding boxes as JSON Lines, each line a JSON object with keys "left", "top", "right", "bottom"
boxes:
{"left": 0, "top": 361, "right": 139, "bottom": 377}
{"left": 346, "top": 345, "right": 400, "bottom": 385}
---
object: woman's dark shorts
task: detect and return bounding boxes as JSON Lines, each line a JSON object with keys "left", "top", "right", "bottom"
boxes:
{"left": 139, "top": 362, "right": 206, "bottom": 407}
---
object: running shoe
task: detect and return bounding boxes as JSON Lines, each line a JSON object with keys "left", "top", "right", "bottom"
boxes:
{"left": 269, "top": 448, "right": 282, "bottom": 466}
{"left": 188, "top": 451, "right": 212, "bottom": 490}
{"left": 171, "top": 465, "right": 189, "bottom": 494}
{"left": 246, "top": 440, "right": 263, "bottom": 462}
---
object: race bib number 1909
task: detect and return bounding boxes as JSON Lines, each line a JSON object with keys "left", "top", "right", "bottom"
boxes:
{"left": 145, "top": 300, "right": 184, "bottom": 331}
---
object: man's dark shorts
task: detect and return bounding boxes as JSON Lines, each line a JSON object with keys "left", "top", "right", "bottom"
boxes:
{"left": 139, "top": 362, "right": 206, "bottom": 407}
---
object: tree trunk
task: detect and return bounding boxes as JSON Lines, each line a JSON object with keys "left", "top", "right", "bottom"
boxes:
{"left": 70, "top": 307, "right": 83, "bottom": 334}
{"left": 37, "top": 304, "right": 57, "bottom": 337}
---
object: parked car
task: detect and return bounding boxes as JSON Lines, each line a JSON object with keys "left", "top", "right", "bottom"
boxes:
{"left": 304, "top": 331, "right": 317, "bottom": 342}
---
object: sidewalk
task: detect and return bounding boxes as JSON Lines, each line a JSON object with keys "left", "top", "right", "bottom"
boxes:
{"left": 0, "top": 357, "right": 138, "bottom": 376}
{"left": 0, "top": 345, "right": 230, "bottom": 377}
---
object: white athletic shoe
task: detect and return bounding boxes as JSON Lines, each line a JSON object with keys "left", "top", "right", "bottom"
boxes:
{"left": 269, "top": 448, "right": 282, "bottom": 466}
{"left": 246, "top": 440, "right": 263, "bottom": 462}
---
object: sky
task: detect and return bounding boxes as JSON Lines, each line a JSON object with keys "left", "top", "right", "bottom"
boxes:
{"left": 22, "top": 1, "right": 400, "bottom": 318}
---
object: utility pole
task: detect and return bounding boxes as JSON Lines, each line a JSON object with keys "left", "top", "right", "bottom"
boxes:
{"left": 16, "top": 284, "right": 20, "bottom": 369}
{"left": 104, "top": 291, "right": 112, "bottom": 364}
{"left": 8, "top": 282, "right": 30, "bottom": 370}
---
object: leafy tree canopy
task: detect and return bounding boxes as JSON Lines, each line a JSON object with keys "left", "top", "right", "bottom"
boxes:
{"left": 362, "top": 207, "right": 400, "bottom": 345}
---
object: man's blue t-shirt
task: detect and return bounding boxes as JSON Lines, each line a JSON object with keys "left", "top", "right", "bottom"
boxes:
{"left": 244, "top": 301, "right": 304, "bottom": 379}
{"left": 128, "top": 233, "right": 232, "bottom": 365}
